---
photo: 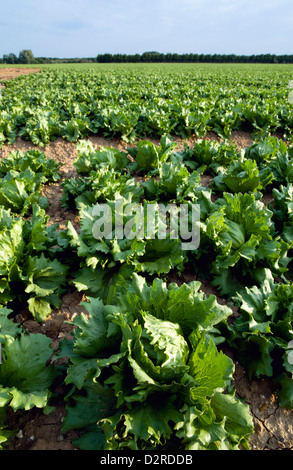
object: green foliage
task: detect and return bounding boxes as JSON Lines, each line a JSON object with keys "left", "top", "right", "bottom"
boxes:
{"left": 61, "top": 166, "right": 143, "bottom": 211}
{"left": 224, "top": 273, "right": 293, "bottom": 407}
{"left": 212, "top": 157, "right": 274, "bottom": 194}
{"left": 0, "top": 149, "right": 62, "bottom": 182}
{"left": 0, "top": 204, "right": 68, "bottom": 321}
{"left": 0, "top": 306, "right": 56, "bottom": 448}
{"left": 74, "top": 140, "right": 130, "bottom": 174}
{"left": 183, "top": 139, "right": 238, "bottom": 172}
{"left": 18, "top": 49, "right": 35, "bottom": 64}
{"left": 1, "top": 64, "right": 292, "bottom": 146}
{"left": 271, "top": 184, "right": 293, "bottom": 244}
{"left": 199, "top": 192, "right": 291, "bottom": 297}
{"left": 0, "top": 149, "right": 61, "bottom": 214}
{"left": 127, "top": 136, "right": 177, "bottom": 173}
{"left": 0, "top": 63, "right": 293, "bottom": 449}
{"left": 66, "top": 200, "right": 187, "bottom": 298}
{"left": 60, "top": 274, "right": 253, "bottom": 450}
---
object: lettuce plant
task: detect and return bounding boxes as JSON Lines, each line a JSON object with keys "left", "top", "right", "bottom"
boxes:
{"left": 271, "top": 184, "right": 293, "bottom": 245}
{"left": 99, "top": 107, "right": 139, "bottom": 142}
{"left": 211, "top": 105, "right": 243, "bottom": 139}
{"left": 179, "top": 139, "right": 238, "bottom": 174}
{"left": 0, "top": 306, "right": 57, "bottom": 448}
{"left": 142, "top": 161, "right": 205, "bottom": 204}
{"left": 61, "top": 166, "right": 143, "bottom": 211}
{"left": 18, "top": 109, "right": 60, "bottom": 146}
{"left": 0, "top": 149, "right": 62, "bottom": 215}
{"left": 0, "top": 149, "right": 62, "bottom": 182}
{"left": 0, "top": 204, "right": 68, "bottom": 322}
{"left": 61, "top": 116, "right": 91, "bottom": 142}
{"left": 211, "top": 158, "right": 274, "bottom": 194}
{"left": 266, "top": 152, "right": 293, "bottom": 187}
{"left": 66, "top": 199, "right": 187, "bottom": 299}
{"left": 74, "top": 140, "right": 130, "bottom": 174}
{"left": 243, "top": 136, "right": 289, "bottom": 165}
{"left": 127, "top": 135, "right": 177, "bottom": 173}
{"left": 61, "top": 274, "right": 253, "bottom": 450}
{"left": 0, "top": 168, "right": 48, "bottom": 214}
{"left": 225, "top": 272, "right": 293, "bottom": 408}
{"left": 170, "top": 105, "right": 211, "bottom": 138}
{"left": 199, "top": 192, "right": 291, "bottom": 297}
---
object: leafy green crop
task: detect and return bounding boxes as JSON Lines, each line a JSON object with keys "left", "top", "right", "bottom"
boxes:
{"left": 271, "top": 184, "right": 293, "bottom": 245}
{"left": 179, "top": 139, "right": 239, "bottom": 174}
{"left": 0, "top": 65, "right": 292, "bottom": 147}
{"left": 0, "top": 204, "right": 68, "bottom": 322}
{"left": 0, "top": 149, "right": 62, "bottom": 182}
{"left": 66, "top": 200, "right": 187, "bottom": 299}
{"left": 142, "top": 161, "right": 205, "bottom": 204}
{"left": 127, "top": 135, "right": 177, "bottom": 173}
{"left": 0, "top": 63, "right": 292, "bottom": 449}
{"left": 0, "top": 168, "right": 46, "bottom": 214}
{"left": 61, "top": 274, "right": 253, "bottom": 450}
{"left": 0, "top": 149, "right": 62, "bottom": 215}
{"left": 199, "top": 192, "right": 291, "bottom": 297}
{"left": 212, "top": 157, "right": 274, "bottom": 194}
{"left": 74, "top": 140, "right": 130, "bottom": 174}
{"left": 61, "top": 167, "right": 143, "bottom": 211}
{"left": 223, "top": 271, "right": 293, "bottom": 407}
{"left": 0, "top": 306, "right": 57, "bottom": 448}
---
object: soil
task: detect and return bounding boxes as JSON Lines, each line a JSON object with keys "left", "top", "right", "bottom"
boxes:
{"left": 0, "top": 68, "right": 41, "bottom": 87}
{"left": 0, "top": 68, "right": 292, "bottom": 450}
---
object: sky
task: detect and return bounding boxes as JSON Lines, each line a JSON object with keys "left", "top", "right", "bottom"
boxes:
{"left": 0, "top": 0, "right": 292, "bottom": 58}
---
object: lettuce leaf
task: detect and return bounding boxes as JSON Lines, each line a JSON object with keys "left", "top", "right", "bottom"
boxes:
{"left": 127, "top": 135, "right": 177, "bottom": 173}
{"left": 212, "top": 158, "right": 274, "bottom": 194}
{"left": 74, "top": 140, "right": 130, "bottom": 174}
{"left": 61, "top": 274, "right": 253, "bottom": 450}
{"left": 200, "top": 192, "right": 291, "bottom": 297}
{"left": 0, "top": 307, "right": 57, "bottom": 447}
{"left": 226, "top": 276, "right": 293, "bottom": 407}
{"left": 0, "top": 204, "right": 68, "bottom": 321}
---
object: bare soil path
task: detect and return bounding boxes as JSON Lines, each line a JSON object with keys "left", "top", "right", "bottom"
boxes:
{"left": 0, "top": 67, "right": 41, "bottom": 86}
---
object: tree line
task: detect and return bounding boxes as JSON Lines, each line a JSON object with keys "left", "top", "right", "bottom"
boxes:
{"left": 96, "top": 51, "right": 293, "bottom": 64}
{"left": 0, "top": 50, "right": 96, "bottom": 64}
{"left": 1, "top": 50, "right": 36, "bottom": 64}
{"left": 1, "top": 50, "right": 293, "bottom": 65}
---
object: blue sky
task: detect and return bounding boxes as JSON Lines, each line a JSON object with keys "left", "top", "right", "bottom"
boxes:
{"left": 1, "top": 0, "right": 292, "bottom": 58}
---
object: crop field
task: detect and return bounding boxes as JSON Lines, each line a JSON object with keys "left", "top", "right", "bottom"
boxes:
{"left": 0, "top": 63, "right": 293, "bottom": 451}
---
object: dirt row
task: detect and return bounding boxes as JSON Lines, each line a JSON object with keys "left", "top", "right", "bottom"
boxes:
{"left": 0, "top": 67, "right": 41, "bottom": 87}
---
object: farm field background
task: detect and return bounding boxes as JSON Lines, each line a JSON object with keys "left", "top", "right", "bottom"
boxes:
{"left": 0, "top": 63, "right": 293, "bottom": 451}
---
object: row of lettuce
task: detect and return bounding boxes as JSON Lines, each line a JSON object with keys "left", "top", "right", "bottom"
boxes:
{"left": 1, "top": 67, "right": 293, "bottom": 146}
{"left": 0, "top": 135, "right": 292, "bottom": 450}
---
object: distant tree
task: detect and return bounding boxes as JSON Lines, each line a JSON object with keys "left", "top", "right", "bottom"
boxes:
{"left": 35, "top": 57, "right": 47, "bottom": 64}
{"left": 3, "top": 53, "right": 18, "bottom": 64}
{"left": 96, "top": 53, "right": 113, "bottom": 63}
{"left": 141, "top": 51, "right": 161, "bottom": 62}
{"left": 18, "top": 49, "right": 35, "bottom": 64}
{"left": 95, "top": 51, "right": 293, "bottom": 64}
